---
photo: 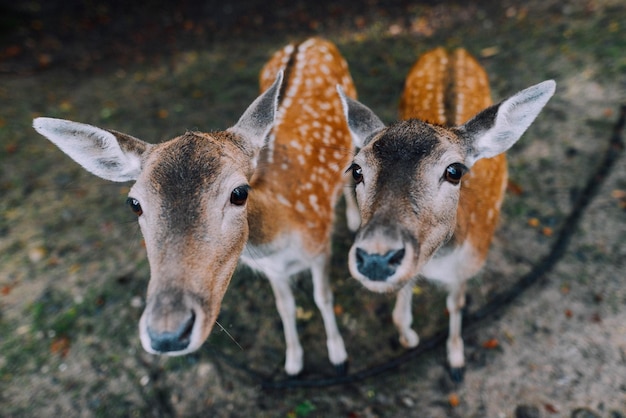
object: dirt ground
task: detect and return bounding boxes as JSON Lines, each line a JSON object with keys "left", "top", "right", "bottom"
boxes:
{"left": 1, "top": 0, "right": 625, "bottom": 417}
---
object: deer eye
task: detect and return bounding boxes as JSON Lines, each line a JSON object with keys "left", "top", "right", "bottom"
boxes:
{"left": 230, "top": 185, "right": 249, "bottom": 206}
{"left": 348, "top": 163, "right": 364, "bottom": 184}
{"left": 126, "top": 197, "right": 143, "bottom": 216}
{"left": 444, "top": 163, "right": 467, "bottom": 185}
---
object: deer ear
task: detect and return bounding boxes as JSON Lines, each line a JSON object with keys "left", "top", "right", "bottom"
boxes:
{"left": 337, "top": 85, "right": 386, "bottom": 149}
{"left": 460, "top": 80, "right": 556, "bottom": 166}
{"left": 229, "top": 71, "right": 283, "bottom": 151}
{"left": 33, "top": 117, "right": 150, "bottom": 182}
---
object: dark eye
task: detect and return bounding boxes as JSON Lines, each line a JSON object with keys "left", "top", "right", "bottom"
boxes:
{"left": 230, "top": 186, "right": 249, "bottom": 206}
{"left": 349, "top": 163, "right": 363, "bottom": 184}
{"left": 444, "top": 163, "right": 467, "bottom": 185}
{"left": 126, "top": 197, "right": 143, "bottom": 216}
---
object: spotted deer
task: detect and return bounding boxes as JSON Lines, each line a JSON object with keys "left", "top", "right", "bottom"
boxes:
{"left": 338, "top": 48, "right": 555, "bottom": 380}
{"left": 33, "top": 37, "right": 357, "bottom": 376}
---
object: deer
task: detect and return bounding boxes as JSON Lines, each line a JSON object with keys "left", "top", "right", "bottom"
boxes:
{"left": 33, "top": 37, "right": 358, "bottom": 376}
{"left": 338, "top": 47, "right": 555, "bottom": 381}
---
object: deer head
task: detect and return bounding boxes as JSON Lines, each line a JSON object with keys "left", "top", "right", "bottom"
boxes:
{"left": 33, "top": 73, "right": 282, "bottom": 355}
{"left": 338, "top": 80, "right": 556, "bottom": 292}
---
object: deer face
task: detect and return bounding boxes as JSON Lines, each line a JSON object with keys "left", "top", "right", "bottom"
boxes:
{"left": 133, "top": 132, "right": 256, "bottom": 355}
{"left": 33, "top": 73, "right": 282, "bottom": 355}
{"left": 347, "top": 120, "right": 469, "bottom": 292}
{"left": 338, "top": 79, "right": 556, "bottom": 293}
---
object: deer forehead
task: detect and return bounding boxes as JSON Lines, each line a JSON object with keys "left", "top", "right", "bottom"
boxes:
{"left": 361, "top": 120, "right": 464, "bottom": 186}
{"left": 134, "top": 131, "right": 253, "bottom": 233}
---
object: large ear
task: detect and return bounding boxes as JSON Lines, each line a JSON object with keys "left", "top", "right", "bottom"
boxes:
{"left": 33, "top": 117, "right": 150, "bottom": 182}
{"left": 337, "top": 85, "right": 386, "bottom": 149}
{"left": 460, "top": 80, "right": 556, "bottom": 166}
{"left": 228, "top": 70, "right": 283, "bottom": 151}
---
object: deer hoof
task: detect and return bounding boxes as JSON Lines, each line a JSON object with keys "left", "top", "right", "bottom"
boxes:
{"left": 449, "top": 366, "right": 465, "bottom": 383}
{"left": 333, "top": 360, "right": 349, "bottom": 376}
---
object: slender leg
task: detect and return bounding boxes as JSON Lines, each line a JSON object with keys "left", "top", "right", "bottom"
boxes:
{"left": 393, "top": 283, "right": 419, "bottom": 348}
{"left": 267, "top": 276, "right": 304, "bottom": 376}
{"left": 446, "top": 280, "right": 467, "bottom": 382}
{"left": 310, "top": 253, "right": 348, "bottom": 373}
{"left": 344, "top": 187, "right": 361, "bottom": 232}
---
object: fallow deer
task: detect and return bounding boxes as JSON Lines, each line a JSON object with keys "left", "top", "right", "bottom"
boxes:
{"left": 338, "top": 48, "right": 555, "bottom": 380}
{"left": 33, "top": 37, "right": 357, "bottom": 376}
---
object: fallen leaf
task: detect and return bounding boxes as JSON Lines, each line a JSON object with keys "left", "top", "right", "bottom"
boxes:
{"left": 480, "top": 46, "right": 500, "bottom": 58}
{"left": 296, "top": 306, "right": 313, "bottom": 321}
{"left": 28, "top": 246, "right": 47, "bottom": 263}
{"left": 564, "top": 309, "right": 573, "bottom": 318}
{"left": 333, "top": 304, "right": 343, "bottom": 316}
{"left": 448, "top": 393, "right": 460, "bottom": 407}
{"left": 544, "top": 403, "right": 559, "bottom": 414}
{"left": 542, "top": 227, "right": 553, "bottom": 237}
{"left": 528, "top": 217, "right": 540, "bottom": 227}
{"left": 50, "top": 336, "right": 71, "bottom": 357}
{"left": 507, "top": 179, "right": 524, "bottom": 195}
{"left": 611, "top": 189, "right": 626, "bottom": 210}
{"left": 1, "top": 285, "right": 13, "bottom": 296}
{"left": 611, "top": 189, "right": 626, "bottom": 199}
{"left": 5, "top": 45, "right": 22, "bottom": 57}
{"left": 482, "top": 338, "right": 499, "bottom": 349}
{"left": 5, "top": 143, "right": 17, "bottom": 153}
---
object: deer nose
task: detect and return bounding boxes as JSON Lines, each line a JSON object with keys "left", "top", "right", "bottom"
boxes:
{"left": 147, "top": 311, "right": 196, "bottom": 353}
{"left": 355, "top": 247, "right": 405, "bottom": 281}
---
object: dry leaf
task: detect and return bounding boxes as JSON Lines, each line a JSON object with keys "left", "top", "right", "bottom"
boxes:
{"left": 482, "top": 338, "right": 499, "bottom": 349}
{"left": 50, "top": 336, "right": 71, "bottom": 357}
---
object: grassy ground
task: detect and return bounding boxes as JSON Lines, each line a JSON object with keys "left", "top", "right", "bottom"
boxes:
{"left": 1, "top": 0, "right": 625, "bottom": 416}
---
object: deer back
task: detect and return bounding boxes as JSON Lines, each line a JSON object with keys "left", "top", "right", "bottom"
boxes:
{"left": 247, "top": 37, "right": 357, "bottom": 255}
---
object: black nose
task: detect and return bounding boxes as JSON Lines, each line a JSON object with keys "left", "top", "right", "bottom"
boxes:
{"left": 355, "top": 247, "right": 405, "bottom": 281}
{"left": 147, "top": 311, "right": 195, "bottom": 353}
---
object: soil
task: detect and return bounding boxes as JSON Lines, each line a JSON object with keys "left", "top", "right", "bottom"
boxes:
{"left": 1, "top": 0, "right": 625, "bottom": 417}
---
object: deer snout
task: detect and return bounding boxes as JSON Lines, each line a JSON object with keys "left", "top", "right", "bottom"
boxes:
{"left": 355, "top": 247, "right": 405, "bottom": 281}
{"left": 139, "top": 290, "right": 208, "bottom": 356}
{"left": 147, "top": 310, "right": 195, "bottom": 353}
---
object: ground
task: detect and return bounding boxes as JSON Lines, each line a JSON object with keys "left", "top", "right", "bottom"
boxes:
{"left": 0, "top": 0, "right": 625, "bottom": 417}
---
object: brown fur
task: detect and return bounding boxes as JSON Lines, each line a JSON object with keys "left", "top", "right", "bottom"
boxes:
{"left": 400, "top": 47, "right": 507, "bottom": 269}
{"left": 248, "top": 38, "right": 357, "bottom": 254}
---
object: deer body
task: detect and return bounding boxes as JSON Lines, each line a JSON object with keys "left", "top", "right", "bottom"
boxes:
{"left": 339, "top": 48, "right": 555, "bottom": 380}
{"left": 33, "top": 37, "right": 356, "bottom": 376}
{"left": 241, "top": 38, "right": 357, "bottom": 375}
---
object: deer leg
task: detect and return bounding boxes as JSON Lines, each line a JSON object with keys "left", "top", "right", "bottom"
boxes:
{"left": 310, "top": 253, "right": 348, "bottom": 374}
{"left": 267, "top": 276, "right": 304, "bottom": 376}
{"left": 446, "top": 280, "right": 467, "bottom": 382}
{"left": 344, "top": 186, "right": 361, "bottom": 232}
{"left": 393, "top": 283, "right": 419, "bottom": 348}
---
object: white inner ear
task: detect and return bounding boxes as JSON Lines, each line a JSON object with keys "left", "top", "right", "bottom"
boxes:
{"left": 337, "top": 85, "right": 386, "bottom": 149}
{"left": 467, "top": 80, "right": 556, "bottom": 166}
{"left": 228, "top": 70, "right": 282, "bottom": 151}
{"left": 33, "top": 117, "right": 143, "bottom": 182}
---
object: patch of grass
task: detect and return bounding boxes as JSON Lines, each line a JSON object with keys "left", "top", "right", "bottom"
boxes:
{"left": 0, "top": 320, "right": 47, "bottom": 378}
